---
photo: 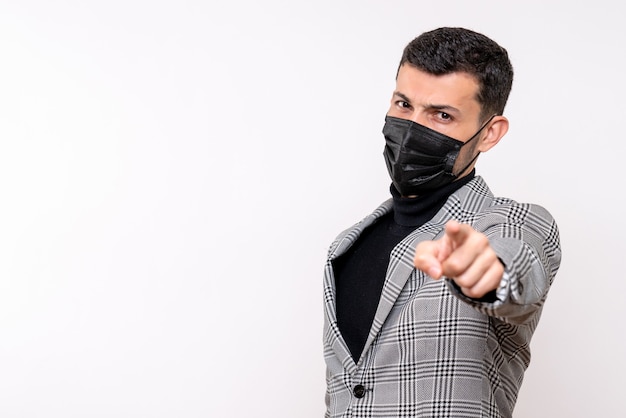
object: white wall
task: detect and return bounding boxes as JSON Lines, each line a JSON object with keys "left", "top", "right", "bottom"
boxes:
{"left": 0, "top": 1, "right": 622, "bottom": 417}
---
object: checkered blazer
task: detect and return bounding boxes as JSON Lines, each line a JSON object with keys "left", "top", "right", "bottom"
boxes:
{"left": 323, "top": 176, "right": 561, "bottom": 418}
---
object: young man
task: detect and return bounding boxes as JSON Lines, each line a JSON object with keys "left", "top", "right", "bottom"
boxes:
{"left": 323, "top": 27, "right": 561, "bottom": 418}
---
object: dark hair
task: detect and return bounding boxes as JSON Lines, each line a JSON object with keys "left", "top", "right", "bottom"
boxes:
{"left": 399, "top": 27, "right": 514, "bottom": 121}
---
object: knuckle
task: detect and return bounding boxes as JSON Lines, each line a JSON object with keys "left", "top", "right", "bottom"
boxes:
{"left": 443, "top": 258, "right": 463, "bottom": 276}
{"left": 451, "top": 268, "right": 474, "bottom": 285}
{"left": 454, "top": 275, "right": 471, "bottom": 287}
{"left": 475, "top": 233, "right": 489, "bottom": 248}
{"left": 462, "top": 286, "right": 482, "bottom": 298}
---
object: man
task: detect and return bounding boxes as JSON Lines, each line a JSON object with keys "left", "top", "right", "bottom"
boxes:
{"left": 323, "top": 27, "right": 561, "bottom": 418}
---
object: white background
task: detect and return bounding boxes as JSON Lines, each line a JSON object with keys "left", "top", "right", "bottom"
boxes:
{"left": 0, "top": 1, "right": 623, "bottom": 417}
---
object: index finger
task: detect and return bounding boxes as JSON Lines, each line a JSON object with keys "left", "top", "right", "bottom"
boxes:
{"left": 444, "top": 220, "right": 472, "bottom": 246}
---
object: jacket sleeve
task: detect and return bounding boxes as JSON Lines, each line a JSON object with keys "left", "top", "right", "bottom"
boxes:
{"left": 446, "top": 202, "right": 562, "bottom": 325}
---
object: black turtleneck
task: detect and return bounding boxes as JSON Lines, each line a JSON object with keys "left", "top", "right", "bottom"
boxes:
{"left": 332, "top": 172, "right": 475, "bottom": 362}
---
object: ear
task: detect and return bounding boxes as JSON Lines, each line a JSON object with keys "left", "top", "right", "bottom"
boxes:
{"left": 478, "top": 116, "right": 509, "bottom": 152}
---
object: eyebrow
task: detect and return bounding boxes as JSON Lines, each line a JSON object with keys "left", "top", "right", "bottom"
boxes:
{"left": 393, "top": 91, "right": 412, "bottom": 105}
{"left": 392, "top": 91, "right": 461, "bottom": 115}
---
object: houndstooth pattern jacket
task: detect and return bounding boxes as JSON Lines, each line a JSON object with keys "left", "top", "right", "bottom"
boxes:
{"left": 323, "top": 176, "right": 561, "bottom": 418}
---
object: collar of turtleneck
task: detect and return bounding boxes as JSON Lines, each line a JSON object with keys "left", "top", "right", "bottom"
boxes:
{"left": 390, "top": 170, "right": 476, "bottom": 227}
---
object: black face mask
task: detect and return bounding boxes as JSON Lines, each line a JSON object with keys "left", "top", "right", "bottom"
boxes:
{"left": 382, "top": 115, "right": 493, "bottom": 196}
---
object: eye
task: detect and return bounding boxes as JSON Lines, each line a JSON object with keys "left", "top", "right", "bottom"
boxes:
{"left": 395, "top": 100, "right": 411, "bottom": 109}
{"left": 439, "top": 112, "right": 451, "bottom": 120}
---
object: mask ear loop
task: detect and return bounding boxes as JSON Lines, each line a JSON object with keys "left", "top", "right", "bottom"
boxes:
{"left": 453, "top": 114, "right": 497, "bottom": 177}
{"left": 464, "top": 114, "right": 497, "bottom": 146}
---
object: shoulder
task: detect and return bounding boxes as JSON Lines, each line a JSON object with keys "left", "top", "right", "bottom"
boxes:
{"left": 459, "top": 176, "right": 555, "bottom": 219}
{"left": 458, "top": 177, "right": 559, "bottom": 241}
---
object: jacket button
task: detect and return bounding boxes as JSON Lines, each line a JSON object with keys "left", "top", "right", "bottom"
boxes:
{"left": 353, "top": 384, "right": 366, "bottom": 398}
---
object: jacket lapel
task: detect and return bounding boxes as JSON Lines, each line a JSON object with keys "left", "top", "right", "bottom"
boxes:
{"left": 357, "top": 177, "right": 492, "bottom": 362}
{"left": 324, "top": 176, "right": 493, "bottom": 370}
{"left": 323, "top": 200, "right": 393, "bottom": 371}
{"left": 357, "top": 221, "right": 444, "bottom": 364}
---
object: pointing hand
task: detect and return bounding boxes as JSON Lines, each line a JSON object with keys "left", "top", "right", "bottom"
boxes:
{"left": 414, "top": 220, "right": 504, "bottom": 298}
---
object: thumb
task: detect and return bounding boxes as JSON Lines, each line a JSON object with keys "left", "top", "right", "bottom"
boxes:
{"left": 414, "top": 240, "right": 444, "bottom": 279}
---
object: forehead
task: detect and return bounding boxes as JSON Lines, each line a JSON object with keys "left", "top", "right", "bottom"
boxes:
{"left": 395, "top": 64, "right": 481, "bottom": 114}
